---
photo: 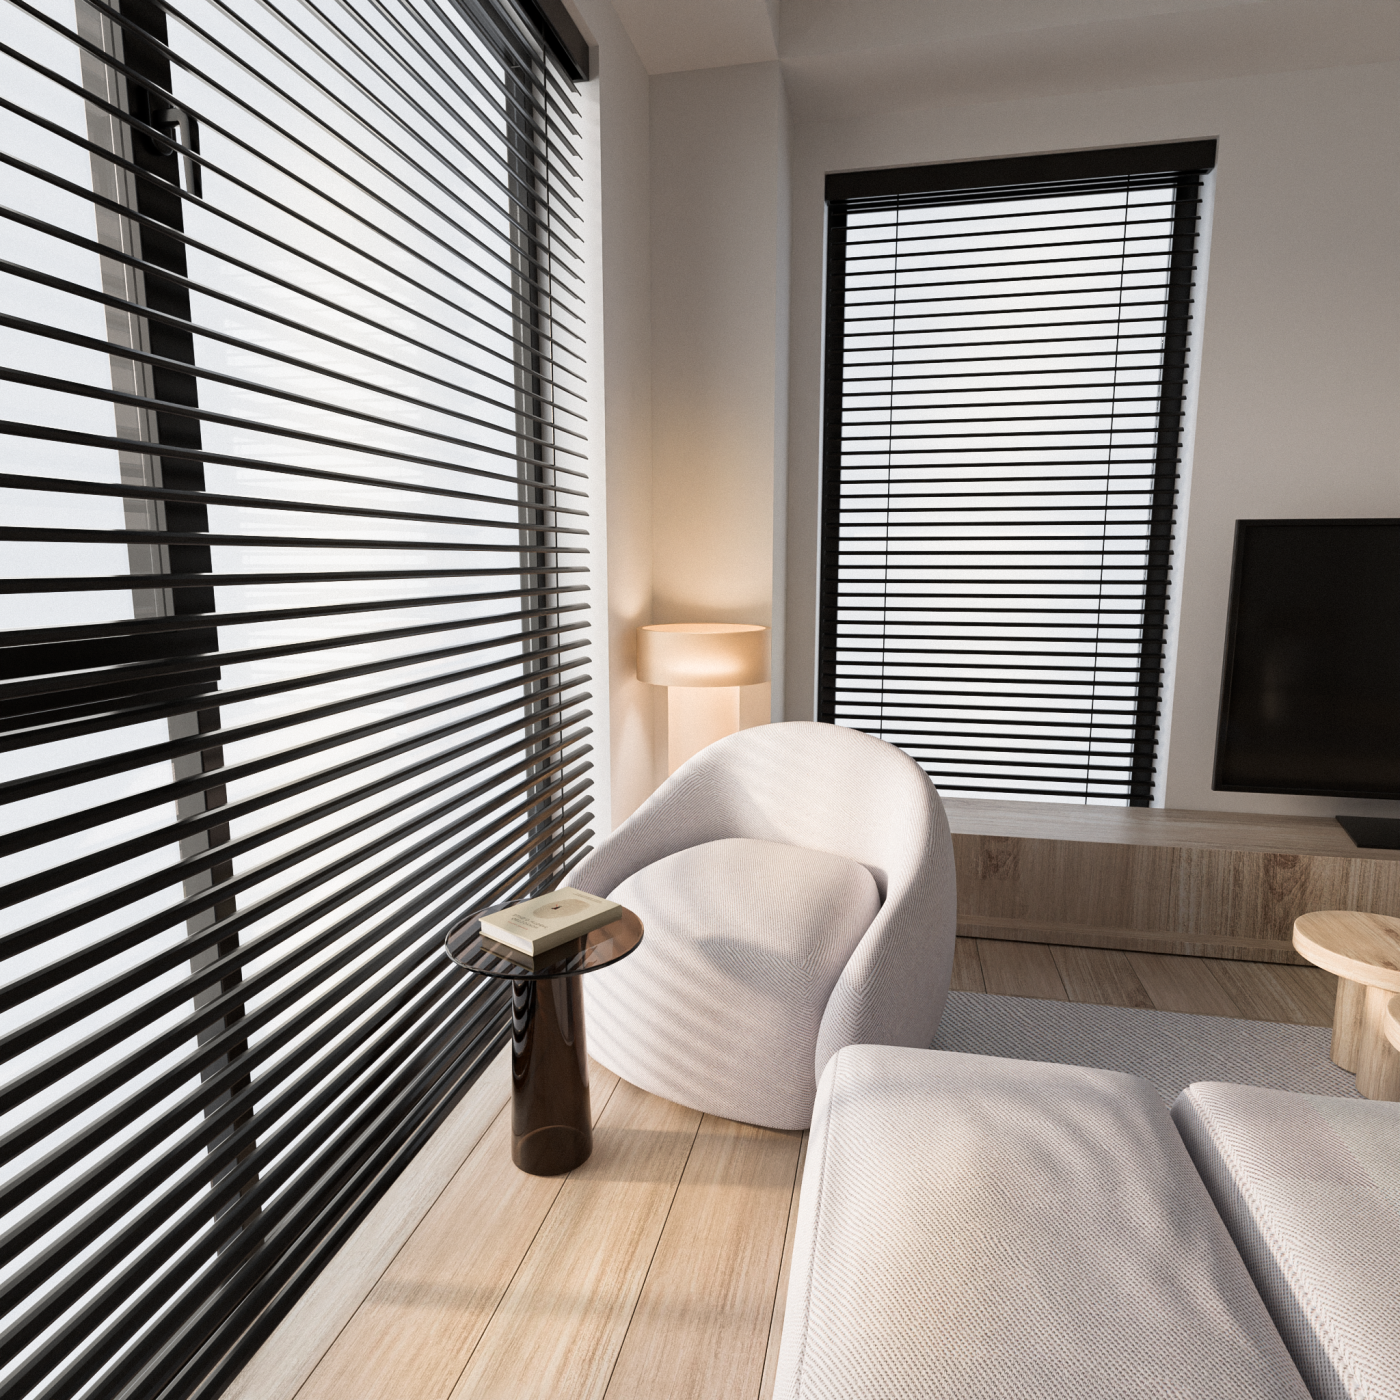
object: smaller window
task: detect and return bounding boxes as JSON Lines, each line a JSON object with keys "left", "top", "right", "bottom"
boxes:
{"left": 818, "top": 141, "right": 1215, "bottom": 805}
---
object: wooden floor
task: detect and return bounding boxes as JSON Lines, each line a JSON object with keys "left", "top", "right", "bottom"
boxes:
{"left": 252, "top": 940, "right": 1338, "bottom": 1400}
{"left": 952, "top": 936, "right": 1338, "bottom": 1025}
{"left": 274, "top": 1062, "right": 807, "bottom": 1400}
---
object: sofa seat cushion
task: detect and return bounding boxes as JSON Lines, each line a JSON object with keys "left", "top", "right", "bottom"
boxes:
{"left": 1173, "top": 1082, "right": 1400, "bottom": 1400}
{"left": 582, "top": 837, "right": 881, "bottom": 1129}
{"left": 774, "top": 1045, "right": 1310, "bottom": 1400}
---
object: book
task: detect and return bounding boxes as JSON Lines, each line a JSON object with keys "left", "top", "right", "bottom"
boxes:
{"left": 478, "top": 888, "right": 622, "bottom": 958}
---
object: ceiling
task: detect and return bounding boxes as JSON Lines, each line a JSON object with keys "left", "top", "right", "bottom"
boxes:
{"left": 606, "top": 0, "right": 1400, "bottom": 119}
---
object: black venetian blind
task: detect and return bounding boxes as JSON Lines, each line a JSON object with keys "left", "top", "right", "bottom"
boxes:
{"left": 0, "top": 0, "right": 591, "bottom": 1395}
{"left": 818, "top": 141, "right": 1215, "bottom": 805}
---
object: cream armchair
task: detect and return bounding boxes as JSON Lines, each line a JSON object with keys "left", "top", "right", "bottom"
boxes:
{"left": 570, "top": 721, "right": 957, "bottom": 1130}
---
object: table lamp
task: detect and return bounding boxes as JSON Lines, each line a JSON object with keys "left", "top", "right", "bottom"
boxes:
{"left": 637, "top": 623, "right": 771, "bottom": 774}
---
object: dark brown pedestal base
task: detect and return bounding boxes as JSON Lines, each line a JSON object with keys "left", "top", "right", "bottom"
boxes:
{"left": 511, "top": 973, "right": 592, "bottom": 1175}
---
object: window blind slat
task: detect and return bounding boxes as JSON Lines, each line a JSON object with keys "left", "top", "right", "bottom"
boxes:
{"left": 0, "top": 367, "right": 590, "bottom": 471}
{"left": 2, "top": 711, "right": 582, "bottom": 940}
{"left": 5, "top": 5, "right": 587, "bottom": 323}
{"left": 1, "top": 179, "right": 588, "bottom": 411}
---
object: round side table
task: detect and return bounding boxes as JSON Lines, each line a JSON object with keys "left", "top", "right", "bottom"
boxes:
{"left": 444, "top": 907, "right": 642, "bottom": 1175}
{"left": 1292, "top": 911, "right": 1400, "bottom": 1101}
{"left": 1384, "top": 994, "right": 1400, "bottom": 1061}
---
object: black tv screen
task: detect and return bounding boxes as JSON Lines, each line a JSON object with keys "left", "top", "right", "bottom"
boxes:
{"left": 1213, "top": 519, "right": 1400, "bottom": 799}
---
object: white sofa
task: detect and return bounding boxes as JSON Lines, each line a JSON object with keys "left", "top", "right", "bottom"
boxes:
{"left": 775, "top": 1045, "right": 1400, "bottom": 1400}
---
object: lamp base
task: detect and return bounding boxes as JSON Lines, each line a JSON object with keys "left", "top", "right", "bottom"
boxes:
{"left": 667, "top": 686, "right": 740, "bottom": 774}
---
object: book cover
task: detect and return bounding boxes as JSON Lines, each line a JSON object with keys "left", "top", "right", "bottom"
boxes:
{"left": 478, "top": 888, "right": 622, "bottom": 957}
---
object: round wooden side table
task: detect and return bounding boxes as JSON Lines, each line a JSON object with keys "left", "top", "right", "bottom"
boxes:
{"left": 1383, "top": 994, "right": 1400, "bottom": 1061}
{"left": 1292, "top": 911, "right": 1400, "bottom": 1101}
{"left": 444, "top": 907, "right": 643, "bottom": 1175}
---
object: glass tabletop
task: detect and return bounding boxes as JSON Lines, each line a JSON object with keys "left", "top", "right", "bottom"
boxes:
{"left": 443, "top": 905, "right": 643, "bottom": 981}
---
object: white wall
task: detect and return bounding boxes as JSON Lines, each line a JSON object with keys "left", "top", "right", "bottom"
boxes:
{"left": 783, "top": 59, "right": 1400, "bottom": 818}
{"left": 577, "top": 2, "right": 1400, "bottom": 821}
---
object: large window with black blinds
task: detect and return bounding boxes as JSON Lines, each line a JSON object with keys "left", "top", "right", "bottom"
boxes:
{"left": 1, "top": 0, "right": 591, "bottom": 1396}
{"left": 818, "top": 141, "right": 1215, "bottom": 805}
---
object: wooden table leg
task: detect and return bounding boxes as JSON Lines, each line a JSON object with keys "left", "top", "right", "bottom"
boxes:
{"left": 1355, "top": 984, "right": 1400, "bottom": 1101}
{"left": 1331, "top": 976, "right": 1368, "bottom": 1072}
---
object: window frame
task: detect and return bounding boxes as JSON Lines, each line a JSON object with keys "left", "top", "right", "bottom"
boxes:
{"left": 816, "top": 140, "right": 1216, "bottom": 806}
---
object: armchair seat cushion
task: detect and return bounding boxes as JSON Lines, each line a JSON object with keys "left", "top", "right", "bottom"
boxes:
{"left": 583, "top": 837, "right": 881, "bottom": 1129}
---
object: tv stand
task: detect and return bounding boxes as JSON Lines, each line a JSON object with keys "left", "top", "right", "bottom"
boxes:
{"left": 944, "top": 800, "right": 1400, "bottom": 964}
{"left": 1336, "top": 816, "right": 1400, "bottom": 851}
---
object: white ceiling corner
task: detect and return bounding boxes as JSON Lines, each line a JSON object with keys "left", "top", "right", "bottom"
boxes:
{"left": 607, "top": 0, "right": 1400, "bottom": 114}
{"left": 609, "top": 0, "right": 780, "bottom": 74}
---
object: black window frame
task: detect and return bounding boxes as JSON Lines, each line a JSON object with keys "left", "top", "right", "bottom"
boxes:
{"left": 817, "top": 140, "right": 1216, "bottom": 805}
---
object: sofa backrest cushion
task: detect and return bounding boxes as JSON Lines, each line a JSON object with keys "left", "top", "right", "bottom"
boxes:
{"left": 1173, "top": 1081, "right": 1400, "bottom": 1400}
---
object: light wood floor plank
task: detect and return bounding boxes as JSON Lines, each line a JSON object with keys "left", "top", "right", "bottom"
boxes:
{"left": 228, "top": 1049, "right": 512, "bottom": 1400}
{"left": 1050, "top": 945, "right": 1153, "bottom": 1009}
{"left": 758, "top": 1132, "right": 808, "bottom": 1400}
{"left": 449, "top": 1078, "right": 703, "bottom": 1400}
{"left": 1126, "top": 951, "right": 1241, "bottom": 1017}
{"left": 603, "top": 1117, "right": 801, "bottom": 1400}
{"left": 295, "top": 1063, "right": 621, "bottom": 1400}
{"left": 950, "top": 937, "right": 986, "bottom": 993}
{"left": 976, "top": 938, "right": 1068, "bottom": 1001}
{"left": 1203, "top": 959, "right": 1338, "bottom": 1027}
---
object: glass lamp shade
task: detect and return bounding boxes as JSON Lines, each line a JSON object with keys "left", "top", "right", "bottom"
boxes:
{"left": 636, "top": 623, "right": 770, "bottom": 688}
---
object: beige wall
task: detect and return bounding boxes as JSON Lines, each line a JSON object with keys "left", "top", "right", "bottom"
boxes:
{"left": 643, "top": 61, "right": 791, "bottom": 782}
{"left": 783, "top": 60, "right": 1400, "bottom": 819}
{"left": 564, "top": 14, "right": 796, "bottom": 823}
{"left": 650, "top": 61, "right": 792, "bottom": 768}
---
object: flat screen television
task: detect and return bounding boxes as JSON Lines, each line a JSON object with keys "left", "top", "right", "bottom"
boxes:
{"left": 1213, "top": 519, "right": 1400, "bottom": 848}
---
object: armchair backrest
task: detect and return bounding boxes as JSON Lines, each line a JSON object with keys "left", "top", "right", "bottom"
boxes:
{"left": 572, "top": 721, "right": 940, "bottom": 903}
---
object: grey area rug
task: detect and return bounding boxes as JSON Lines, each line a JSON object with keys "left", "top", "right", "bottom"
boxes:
{"left": 932, "top": 990, "right": 1361, "bottom": 1103}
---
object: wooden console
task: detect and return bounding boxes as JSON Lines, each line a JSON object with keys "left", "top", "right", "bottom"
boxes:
{"left": 944, "top": 799, "right": 1400, "bottom": 965}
